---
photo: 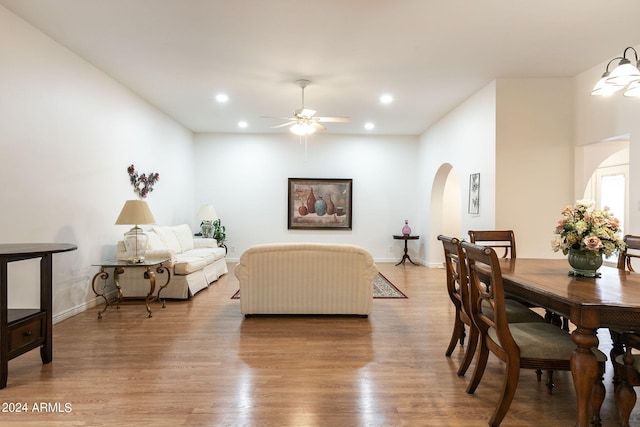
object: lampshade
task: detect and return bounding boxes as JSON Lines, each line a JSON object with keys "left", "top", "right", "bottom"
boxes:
{"left": 590, "top": 73, "right": 625, "bottom": 96}
{"left": 115, "top": 200, "right": 156, "bottom": 263}
{"left": 606, "top": 59, "right": 640, "bottom": 86}
{"left": 115, "top": 200, "right": 156, "bottom": 225}
{"left": 624, "top": 81, "right": 640, "bottom": 97}
{"left": 196, "top": 204, "right": 218, "bottom": 222}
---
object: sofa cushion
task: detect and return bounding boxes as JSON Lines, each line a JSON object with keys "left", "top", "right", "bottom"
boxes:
{"left": 146, "top": 231, "right": 165, "bottom": 250}
{"left": 153, "top": 226, "right": 182, "bottom": 254}
{"left": 172, "top": 224, "right": 195, "bottom": 252}
{"left": 190, "top": 246, "right": 226, "bottom": 260}
{"left": 175, "top": 252, "right": 217, "bottom": 275}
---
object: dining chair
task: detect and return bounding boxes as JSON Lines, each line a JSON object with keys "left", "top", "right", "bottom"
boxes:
{"left": 467, "top": 230, "right": 516, "bottom": 258}
{"left": 438, "top": 235, "right": 544, "bottom": 377}
{"left": 613, "top": 331, "right": 640, "bottom": 427}
{"left": 461, "top": 241, "right": 607, "bottom": 427}
{"left": 468, "top": 229, "right": 568, "bottom": 331}
{"left": 617, "top": 234, "right": 640, "bottom": 271}
{"left": 611, "top": 235, "right": 640, "bottom": 384}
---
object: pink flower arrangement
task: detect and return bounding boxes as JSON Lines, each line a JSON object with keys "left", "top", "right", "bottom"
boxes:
{"left": 552, "top": 199, "right": 625, "bottom": 257}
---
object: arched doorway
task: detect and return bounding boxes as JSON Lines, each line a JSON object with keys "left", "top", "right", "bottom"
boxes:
{"left": 580, "top": 141, "right": 629, "bottom": 263}
{"left": 428, "top": 163, "right": 462, "bottom": 266}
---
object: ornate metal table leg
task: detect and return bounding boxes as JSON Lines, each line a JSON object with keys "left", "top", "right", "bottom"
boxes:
{"left": 155, "top": 264, "right": 171, "bottom": 308}
{"left": 143, "top": 267, "right": 156, "bottom": 317}
{"left": 91, "top": 267, "right": 110, "bottom": 319}
{"left": 112, "top": 267, "right": 125, "bottom": 310}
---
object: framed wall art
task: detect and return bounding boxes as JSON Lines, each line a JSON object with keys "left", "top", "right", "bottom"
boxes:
{"left": 468, "top": 173, "right": 480, "bottom": 215}
{"left": 288, "top": 178, "right": 353, "bottom": 230}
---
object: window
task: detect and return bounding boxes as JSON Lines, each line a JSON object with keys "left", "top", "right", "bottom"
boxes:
{"left": 595, "top": 165, "right": 628, "bottom": 263}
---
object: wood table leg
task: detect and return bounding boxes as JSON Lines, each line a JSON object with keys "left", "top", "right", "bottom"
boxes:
{"left": 0, "top": 258, "right": 7, "bottom": 389}
{"left": 40, "top": 254, "right": 53, "bottom": 364}
{"left": 395, "top": 239, "right": 419, "bottom": 266}
{"left": 571, "top": 326, "right": 599, "bottom": 427}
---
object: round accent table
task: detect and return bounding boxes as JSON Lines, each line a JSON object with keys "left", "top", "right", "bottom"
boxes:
{"left": 393, "top": 235, "right": 420, "bottom": 266}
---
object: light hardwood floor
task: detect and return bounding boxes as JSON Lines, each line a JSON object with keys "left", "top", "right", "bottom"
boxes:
{"left": 0, "top": 262, "right": 633, "bottom": 426}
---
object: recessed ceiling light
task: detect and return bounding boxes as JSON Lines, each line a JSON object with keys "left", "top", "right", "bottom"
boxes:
{"left": 238, "top": 121, "right": 248, "bottom": 128}
{"left": 379, "top": 94, "right": 393, "bottom": 104}
{"left": 215, "top": 93, "right": 229, "bottom": 103}
{"left": 364, "top": 122, "right": 375, "bottom": 130}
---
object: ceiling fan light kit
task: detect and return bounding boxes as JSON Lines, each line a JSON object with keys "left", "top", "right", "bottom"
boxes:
{"left": 290, "top": 121, "right": 317, "bottom": 136}
{"left": 591, "top": 47, "right": 640, "bottom": 97}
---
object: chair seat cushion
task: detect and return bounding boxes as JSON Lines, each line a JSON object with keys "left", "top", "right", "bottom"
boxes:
{"left": 488, "top": 322, "right": 607, "bottom": 361}
{"left": 482, "top": 299, "right": 545, "bottom": 323}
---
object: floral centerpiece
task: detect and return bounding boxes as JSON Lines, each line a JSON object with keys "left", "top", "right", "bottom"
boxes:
{"left": 552, "top": 199, "right": 625, "bottom": 276}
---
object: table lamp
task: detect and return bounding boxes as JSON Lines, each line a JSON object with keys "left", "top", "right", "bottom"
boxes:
{"left": 115, "top": 200, "right": 156, "bottom": 262}
{"left": 196, "top": 204, "right": 218, "bottom": 238}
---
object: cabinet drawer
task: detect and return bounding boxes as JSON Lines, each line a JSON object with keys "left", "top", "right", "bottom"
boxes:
{"left": 9, "top": 316, "right": 44, "bottom": 353}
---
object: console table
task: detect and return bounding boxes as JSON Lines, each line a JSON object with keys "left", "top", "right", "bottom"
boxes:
{"left": 91, "top": 259, "right": 170, "bottom": 319}
{"left": 0, "top": 243, "right": 77, "bottom": 389}
{"left": 393, "top": 235, "right": 420, "bottom": 266}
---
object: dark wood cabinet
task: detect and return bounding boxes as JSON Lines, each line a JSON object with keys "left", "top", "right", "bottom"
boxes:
{"left": 0, "top": 243, "right": 77, "bottom": 389}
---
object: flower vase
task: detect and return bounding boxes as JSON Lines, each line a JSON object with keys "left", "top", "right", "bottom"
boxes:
{"left": 314, "top": 197, "right": 327, "bottom": 216}
{"left": 306, "top": 188, "right": 316, "bottom": 214}
{"left": 402, "top": 220, "right": 412, "bottom": 236}
{"left": 567, "top": 248, "right": 603, "bottom": 277}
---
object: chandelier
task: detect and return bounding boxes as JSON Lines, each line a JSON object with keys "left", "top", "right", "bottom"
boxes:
{"left": 591, "top": 46, "right": 640, "bottom": 97}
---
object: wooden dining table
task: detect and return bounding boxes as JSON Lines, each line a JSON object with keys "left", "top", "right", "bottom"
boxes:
{"left": 481, "top": 258, "right": 640, "bottom": 427}
{"left": 470, "top": 258, "right": 640, "bottom": 427}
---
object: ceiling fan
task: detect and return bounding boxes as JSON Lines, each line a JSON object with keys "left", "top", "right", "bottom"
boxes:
{"left": 264, "top": 79, "right": 351, "bottom": 136}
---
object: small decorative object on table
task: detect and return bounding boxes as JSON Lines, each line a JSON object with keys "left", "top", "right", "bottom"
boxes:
{"left": 402, "top": 220, "right": 412, "bottom": 236}
{"left": 552, "top": 199, "right": 625, "bottom": 277}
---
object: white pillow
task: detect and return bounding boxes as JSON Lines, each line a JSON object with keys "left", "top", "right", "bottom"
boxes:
{"left": 153, "top": 226, "right": 183, "bottom": 254}
{"left": 172, "top": 224, "right": 194, "bottom": 252}
{"left": 146, "top": 231, "right": 165, "bottom": 250}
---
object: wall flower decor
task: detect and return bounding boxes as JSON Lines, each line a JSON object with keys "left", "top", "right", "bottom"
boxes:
{"left": 127, "top": 164, "right": 159, "bottom": 199}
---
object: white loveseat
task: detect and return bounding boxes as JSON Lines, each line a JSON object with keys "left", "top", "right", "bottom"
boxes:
{"left": 234, "top": 242, "right": 378, "bottom": 316}
{"left": 115, "top": 224, "right": 227, "bottom": 299}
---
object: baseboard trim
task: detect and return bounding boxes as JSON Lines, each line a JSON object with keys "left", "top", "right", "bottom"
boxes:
{"left": 53, "top": 291, "right": 117, "bottom": 324}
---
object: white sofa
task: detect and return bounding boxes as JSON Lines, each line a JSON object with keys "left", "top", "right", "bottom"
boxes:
{"left": 115, "top": 224, "right": 227, "bottom": 299}
{"left": 234, "top": 242, "right": 378, "bottom": 316}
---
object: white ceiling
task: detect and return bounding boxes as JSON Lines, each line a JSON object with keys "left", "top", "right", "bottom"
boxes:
{"left": 3, "top": 0, "right": 640, "bottom": 135}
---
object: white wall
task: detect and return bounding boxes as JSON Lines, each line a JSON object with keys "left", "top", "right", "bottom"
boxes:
{"left": 495, "top": 78, "right": 574, "bottom": 258}
{"left": 193, "top": 133, "right": 419, "bottom": 262}
{"left": 0, "top": 6, "right": 194, "bottom": 320}
{"left": 418, "top": 82, "right": 497, "bottom": 265}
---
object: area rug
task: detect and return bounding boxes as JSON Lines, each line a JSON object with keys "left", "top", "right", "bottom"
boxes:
{"left": 230, "top": 273, "right": 407, "bottom": 299}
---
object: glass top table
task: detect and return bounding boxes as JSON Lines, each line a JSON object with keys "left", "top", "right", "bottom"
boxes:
{"left": 91, "top": 258, "right": 171, "bottom": 318}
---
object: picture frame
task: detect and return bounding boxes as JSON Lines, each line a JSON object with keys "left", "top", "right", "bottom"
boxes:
{"left": 468, "top": 173, "right": 480, "bottom": 215}
{"left": 288, "top": 178, "right": 353, "bottom": 230}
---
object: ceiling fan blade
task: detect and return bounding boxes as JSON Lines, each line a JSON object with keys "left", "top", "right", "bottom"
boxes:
{"left": 272, "top": 121, "right": 297, "bottom": 128}
{"left": 315, "top": 116, "right": 351, "bottom": 123}
{"left": 261, "top": 116, "right": 296, "bottom": 120}
{"left": 312, "top": 122, "right": 326, "bottom": 131}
